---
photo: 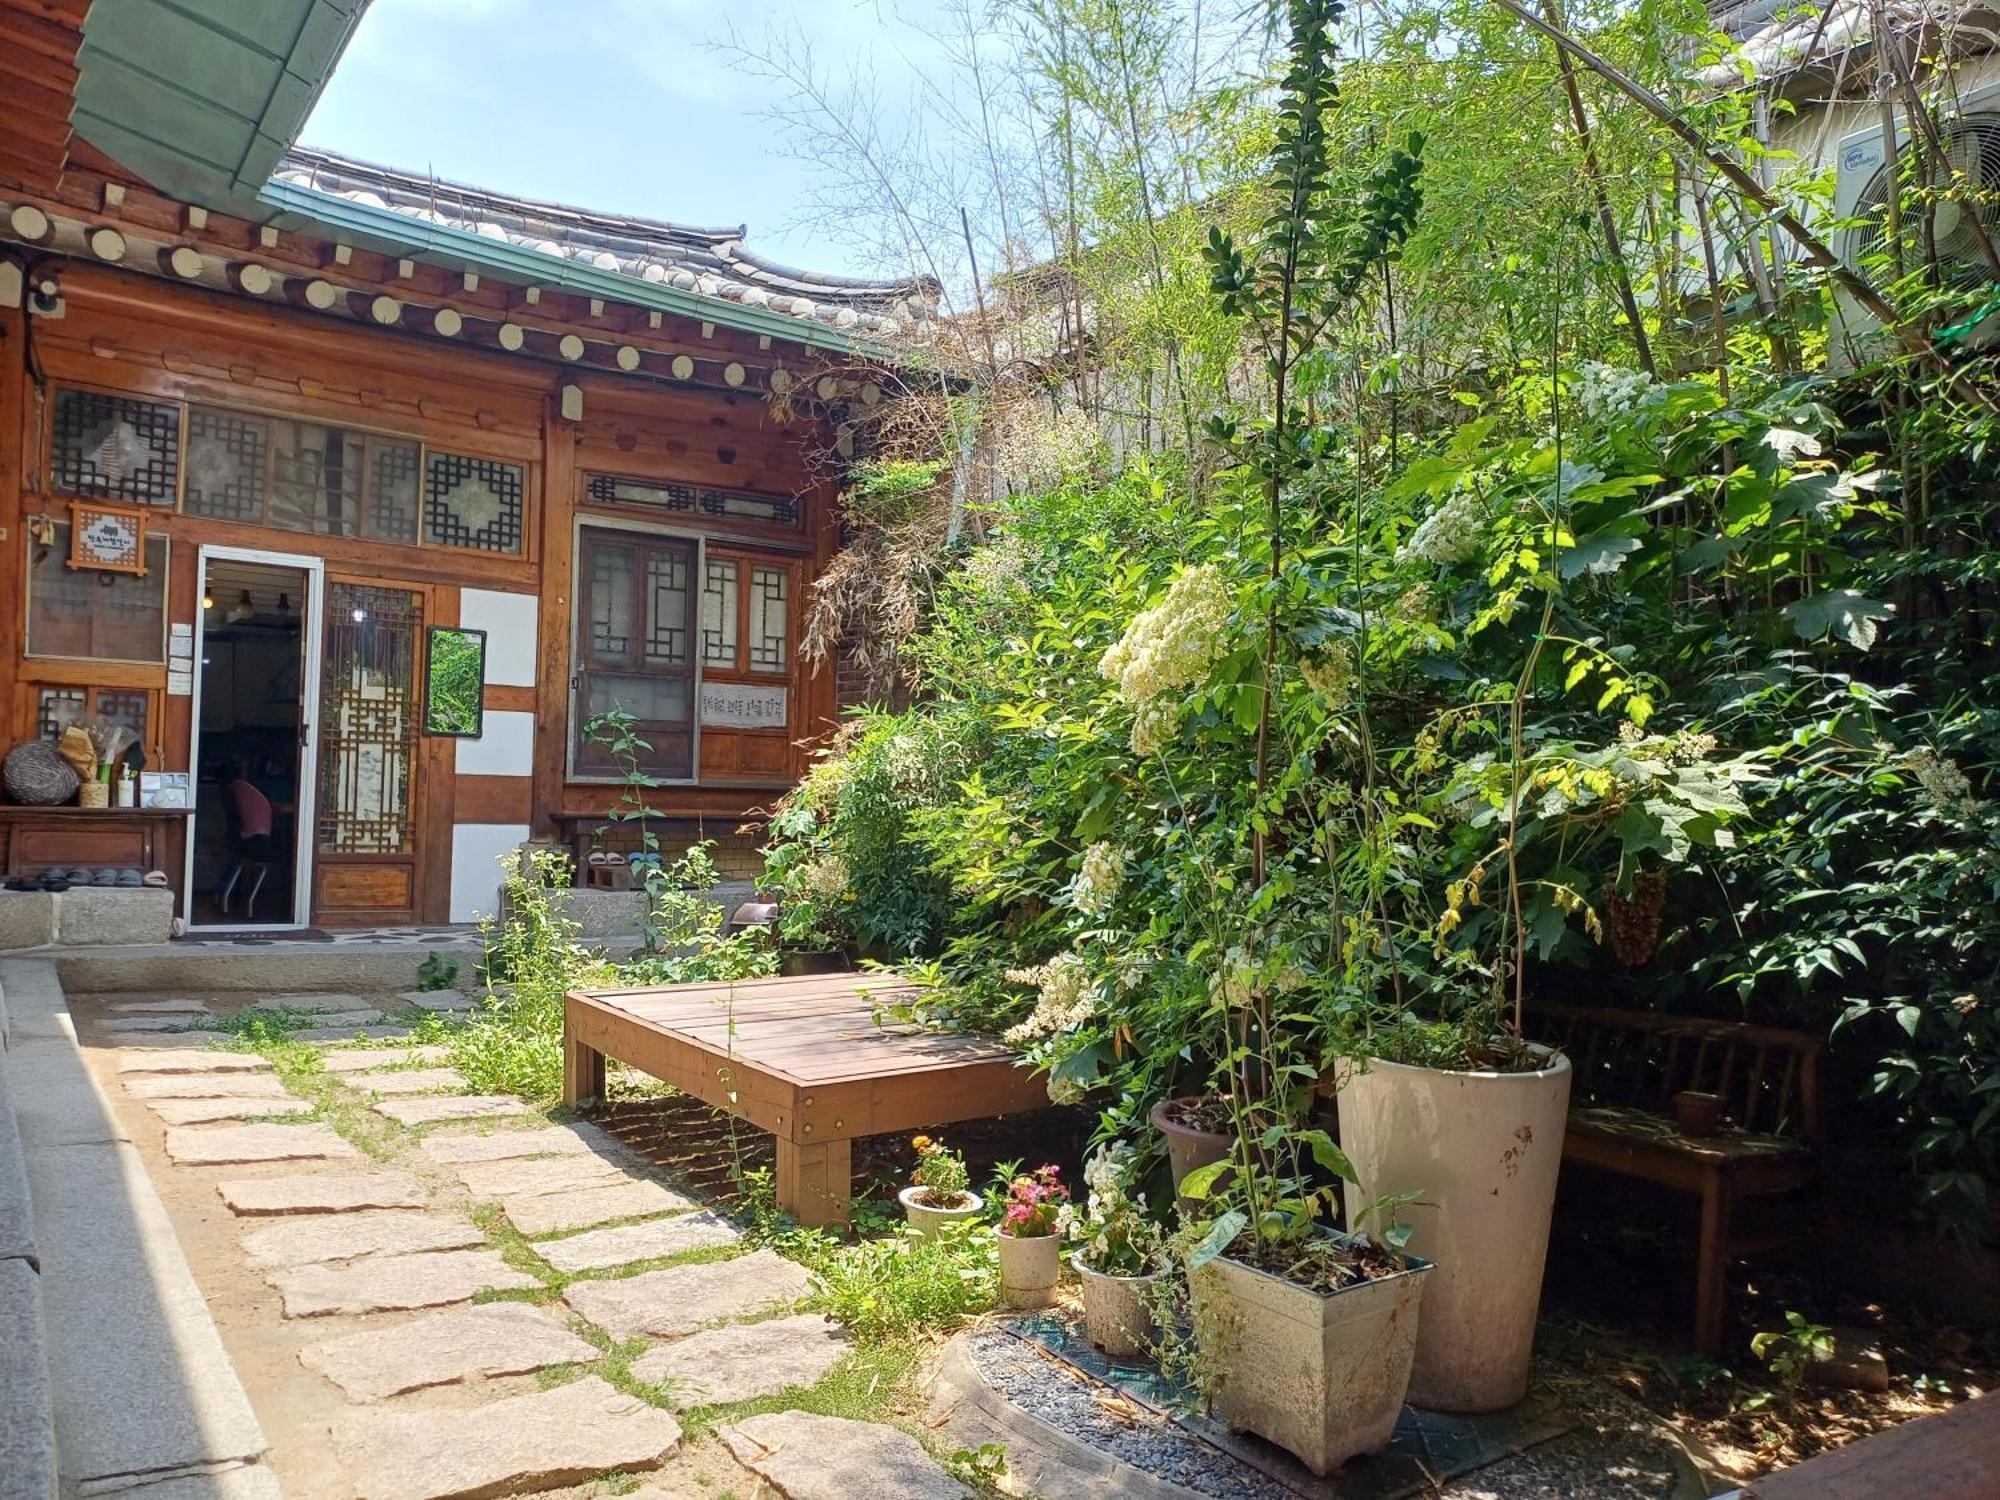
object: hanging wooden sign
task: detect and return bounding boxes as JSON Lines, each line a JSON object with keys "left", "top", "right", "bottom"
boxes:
{"left": 67, "top": 500, "right": 149, "bottom": 574}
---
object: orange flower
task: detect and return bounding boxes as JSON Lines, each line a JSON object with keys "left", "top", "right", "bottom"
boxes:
{"left": 911, "top": 1135, "right": 933, "bottom": 1151}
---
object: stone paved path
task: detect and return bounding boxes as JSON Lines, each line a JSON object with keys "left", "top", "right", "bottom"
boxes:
{"left": 85, "top": 988, "right": 971, "bottom": 1500}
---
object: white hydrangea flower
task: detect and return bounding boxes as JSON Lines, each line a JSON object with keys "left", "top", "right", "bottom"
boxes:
{"left": 1004, "top": 953, "right": 1097, "bottom": 1042}
{"left": 1300, "top": 645, "right": 1354, "bottom": 707}
{"left": 1072, "top": 842, "right": 1125, "bottom": 916}
{"left": 1129, "top": 697, "right": 1179, "bottom": 757}
{"left": 1574, "top": 361, "right": 1653, "bottom": 422}
{"left": 1397, "top": 488, "right": 1484, "bottom": 566}
{"left": 1099, "top": 564, "right": 1232, "bottom": 704}
{"left": 795, "top": 853, "right": 851, "bottom": 904}
{"left": 1905, "top": 746, "right": 1980, "bottom": 816}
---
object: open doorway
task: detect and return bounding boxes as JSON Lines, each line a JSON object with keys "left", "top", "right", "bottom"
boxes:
{"left": 187, "top": 551, "right": 321, "bottom": 928}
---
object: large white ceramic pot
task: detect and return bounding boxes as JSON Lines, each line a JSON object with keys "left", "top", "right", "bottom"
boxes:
{"left": 1188, "top": 1248, "right": 1433, "bottom": 1476}
{"left": 899, "top": 1185, "right": 984, "bottom": 1238}
{"left": 996, "top": 1230, "right": 1061, "bottom": 1308}
{"left": 1075, "top": 1263, "right": 1160, "bottom": 1360}
{"left": 1334, "top": 1050, "right": 1571, "bottom": 1413}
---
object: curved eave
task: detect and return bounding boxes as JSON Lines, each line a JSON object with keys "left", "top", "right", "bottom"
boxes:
{"left": 258, "top": 177, "right": 907, "bottom": 363}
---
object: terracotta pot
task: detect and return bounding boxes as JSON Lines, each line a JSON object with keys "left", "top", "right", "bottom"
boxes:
{"left": 1189, "top": 1245, "right": 1432, "bottom": 1476}
{"left": 1334, "top": 1050, "right": 1570, "bottom": 1413}
{"left": 1075, "top": 1262, "right": 1160, "bottom": 1360}
{"left": 898, "top": 1184, "right": 983, "bottom": 1239}
{"left": 1149, "top": 1096, "right": 1232, "bottom": 1188}
{"left": 996, "top": 1229, "right": 1061, "bottom": 1309}
{"left": 1673, "top": 1090, "right": 1724, "bottom": 1137}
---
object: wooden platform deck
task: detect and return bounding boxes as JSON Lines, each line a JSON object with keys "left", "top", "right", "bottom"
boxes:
{"left": 562, "top": 972, "right": 1050, "bottom": 1225}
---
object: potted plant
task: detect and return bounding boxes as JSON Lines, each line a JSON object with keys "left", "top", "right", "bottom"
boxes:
{"left": 1148, "top": 1094, "right": 1232, "bottom": 1189}
{"left": 1180, "top": 1106, "right": 1432, "bottom": 1476}
{"left": 995, "top": 1163, "right": 1067, "bottom": 1308}
{"left": 899, "top": 1135, "right": 983, "bottom": 1236}
{"left": 1064, "top": 1147, "right": 1167, "bottom": 1358}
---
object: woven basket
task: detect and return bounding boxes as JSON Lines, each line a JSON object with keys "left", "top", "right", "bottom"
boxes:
{"left": 3, "top": 741, "right": 80, "bottom": 806}
{"left": 77, "top": 780, "right": 110, "bottom": 809}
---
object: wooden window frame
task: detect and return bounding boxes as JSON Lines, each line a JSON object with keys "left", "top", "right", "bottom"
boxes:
{"left": 569, "top": 519, "right": 701, "bottom": 785}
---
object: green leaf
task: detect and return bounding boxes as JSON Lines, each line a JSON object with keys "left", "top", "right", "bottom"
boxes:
{"left": 1297, "top": 1128, "right": 1358, "bottom": 1183}
{"left": 1177, "top": 1159, "right": 1232, "bottom": 1202}
{"left": 1783, "top": 589, "right": 1894, "bottom": 651}
{"left": 1184, "top": 1209, "right": 1249, "bottom": 1270}
{"left": 1559, "top": 533, "right": 1642, "bottom": 580}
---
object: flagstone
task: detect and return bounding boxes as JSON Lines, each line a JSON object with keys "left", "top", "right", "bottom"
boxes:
{"left": 331, "top": 1376, "right": 678, "bottom": 1500}
{"left": 247, "top": 993, "right": 379, "bottom": 1014}
{"left": 267, "top": 1247, "right": 537, "bottom": 1317}
{"left": 318, "top": 1045, "right": 453, "bottom": 1073}
{"left": 98, "top": 1014, "right": 228, "bottom": 1034}
{"left": 239, "top": 1210, "right": 486, "bottom": 1268}
{"left": 125, "top": 1073, "right": 294, "bottom": 1101}
{"left": 293, "top": 1024, "right": 414, "bottom": 1043}
{"left": 105, "top": 999, "right": 216, "bottom": 1015}
{"left": 218, "top": 1171, "right": 427, "bottom": 1216}
{"left": 532, "top": 1211, "right": 738, "bottom": 1275}
{"left": 505, "top": 1179, "right": 696, "bottom": 1238}
{"left": 720, "top": 1411, "right": 968, "bottom": 1500}
{"left": 396, "top": 989, "right": 474, "bottom": 1013}
{"left": 164, "top": 1123, "right": 360, "bottom": 1167}
{"left": 371, "top": 1094, "right": 528, "bottom": 1125}
{"left": 561, "top": 1249, "right": 811, "bottom": 1339}
{"left": 113, "top": 1030, "right": 235, "bottom": 1049}
{"left": 453, "top": 1153, "right": 635, "bottom": 1199}
{"left": 629, "top": 1315, "right": 846, "bottom": 1408}
{"left": 417, "top": 1124, "right": 620, "bottom": 1165}
{"left": 117, "top": 1048, "right": 269, "bottom": 1075}
{"left": 301, "top": 1302, "right": 600, "bottom": 1400}
{"left": 353, "top": 1068, "right": 468, "bottom": 1096}
{"left": 148, "top": 1097, "right": 315, "bottom": 1125}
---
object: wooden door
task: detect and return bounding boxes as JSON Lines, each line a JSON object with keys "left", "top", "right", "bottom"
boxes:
{"left": 313, "top": 580, "right": 424, "bottom": 924}
{"left": 572, "top": 527, "right": 697, "bottom": 780}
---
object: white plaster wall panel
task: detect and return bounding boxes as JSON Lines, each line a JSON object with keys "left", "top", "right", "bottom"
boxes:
{"left": 458, "top": 588, "right": 539, "bottom": 687}
{"left": 450, "top": 823, "right": 531, "bottom": 923}
{"left": 455, "top": 710, "right": 535, "bottom": 777}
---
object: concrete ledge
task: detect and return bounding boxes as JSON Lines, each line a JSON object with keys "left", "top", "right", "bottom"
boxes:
{"left": 0, "top": 1257, "right": 55, "bottom": 1500}
{"left": 0, "top": 960, "right": 269, "bottom": 1493}
{"left": 0, "top": 890, "right": 175, "bottom": 952}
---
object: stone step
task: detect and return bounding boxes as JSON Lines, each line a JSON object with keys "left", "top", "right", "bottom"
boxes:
{"left": 301, "top": 1302, "right": 601, "bottom": 1401}
{"left": 148, "top": 1098, "right": 314, "bottom": 1126}
{"left": 561, "top": 1249, "right": 812, "bottom": 1340}
{"left": 371, "top": 1095, "right": 527, "bottom": 1126}
{"left": 353, "top": 1068, "right": 468, "bottom": 1097}
{"left": 533, "top": 1211, "right": 739, "bottom": 1275}
{"left": 720, "top": 1411, "right": 970, "bottom": 1500}
{"left": 163, "top": 1124, "right": 360, "bottom": 1167}
{"left": 116, "top": 1049, "right": 269, "bottom": 1076}
{"left": 452, "top": 1153, "right": 636, "bottom": 1200}
{"left": 267, "top": 1247, "right": 539, "bottom": 1318}
{"left": 239, "top": 1211, "right": 486, "bottom": 1269}
{"left": 505, "top": 1179, "right": 695, "bottom": 1238}
{"left": 217, "top": 1172, "right": 427, "bottom": 1216}
{"left": 330, "top": 1375, "right": 679, "bottom": 1500}
{"left": 630, "top": 1314, "right": 847, "bottom": 1409}
{"left": 319, "top": 1046, "right": 454, "bottom": 1074}
{"left": 417, "top": 1124, "right": 621, "bottom": 1166}
{"left": 125, "top": 1074, "right": 293, "bottom": 1101}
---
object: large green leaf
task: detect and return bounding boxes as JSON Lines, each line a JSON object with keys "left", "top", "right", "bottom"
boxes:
{"left": 1783, "top": 589, "right": 1894, "bottom": 651}
{"left": 1184, "top": 1209, "right": 1249, "bottom": 1270}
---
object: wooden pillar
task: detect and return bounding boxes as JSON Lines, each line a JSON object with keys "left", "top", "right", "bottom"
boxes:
{"left": 0, "top": 302, "right": 24, "bottom": 744}
{"left": 1695, "top": 1173, "right": 1732, "bottom": 1353}
{"left": 532, "top": 394, "right": 576, "bottom": 840}
{"left": 561, "top": 1027, "right": 606, "bottom": 1109}
{"left": 775, "top": 1135, "right": 852, "bottom": 1229}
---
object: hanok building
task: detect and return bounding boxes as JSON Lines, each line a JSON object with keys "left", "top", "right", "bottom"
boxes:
{"left": 0, "top": 1, "right": 927, "bottom": 930}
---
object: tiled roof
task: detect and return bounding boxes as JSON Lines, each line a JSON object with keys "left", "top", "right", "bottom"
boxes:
{"left": 274, "top": 147, "right": 936, "bottom": 337}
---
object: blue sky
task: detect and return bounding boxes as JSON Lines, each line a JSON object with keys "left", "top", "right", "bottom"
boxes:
{"left": 302, "top": 0, "right": 948, "bottom": 280}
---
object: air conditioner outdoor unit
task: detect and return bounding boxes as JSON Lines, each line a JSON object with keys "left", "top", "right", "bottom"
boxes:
{"left": 1828, "top": 80, "right": 2000, "bottom": 369}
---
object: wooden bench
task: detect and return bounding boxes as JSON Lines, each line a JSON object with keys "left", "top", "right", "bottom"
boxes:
{"left": 1526, "top": 1001, "right": 1824, "bottom": 1354}
{"left": 563, "top": 972, "right": 1051, "bottom": 1227}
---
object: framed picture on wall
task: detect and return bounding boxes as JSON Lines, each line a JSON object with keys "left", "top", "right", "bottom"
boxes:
{"left": 423, "top": 626, "right": 487, "bottom": 737}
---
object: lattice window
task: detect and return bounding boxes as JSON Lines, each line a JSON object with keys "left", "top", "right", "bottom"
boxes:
{"left": 647, "top": 551, "right": 690, "bottom": 664}
{"left": 425, "top": 452, "right": 525, "bottom": 554}
{"left": 370, "top": 442, "right": 421, "bottom": 543}
{"left": 318, "top": 584, "right": 422, "bottom": 856}
{"left": 50, "top": 389, "right": 180, "bottom": 506}
{"left": 183, "top": 408, "right": 268, "bottom": 521}
{"left": 95, "top": 690, "right": 149, "bottom": 742}
{"left": 269, "top": 418, "right": 363, "bottom": 535}
{"left": 589, "top": 543, "right": 634, "bottom": 659}
{"left": 700, "top": 559, "right": 738, "bottom": 666}
{"left": 36, "top": 687, "right": 85, "bottom": 741}
{"left": 584, "top": 473, "right": 800, "bottom": 527}
{"left": 749, "top": 566, "right": 789, "bottom": 672}
{"left": 26, "top": 524, "right": 169, "bottom": 662}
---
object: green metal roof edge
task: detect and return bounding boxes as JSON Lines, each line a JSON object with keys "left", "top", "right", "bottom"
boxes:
{"left": 73, "top": 0, "right": 370, "bottom": 218}
{"left": 257, "top": 176, "right": 908, "bottom": 364}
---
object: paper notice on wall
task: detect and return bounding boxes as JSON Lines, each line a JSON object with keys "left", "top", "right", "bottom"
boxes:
{"left": 169, "top": 623, "right": 194, "bottom": 660}
{"left": 699, "top": 681, "right": 788, "bottom": 729}
{"left": 167, "top": 667, "right": 193, "bottom": 697}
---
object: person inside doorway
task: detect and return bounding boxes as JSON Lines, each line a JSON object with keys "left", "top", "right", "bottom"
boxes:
{"left": 215, "top": 757, "right": 279, "bottom": 916}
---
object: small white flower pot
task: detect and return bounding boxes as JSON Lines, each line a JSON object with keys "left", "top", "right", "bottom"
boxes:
{"left": 996, "top": 1229, "right": 1061, "bottom": 1308}
{"left": 1075, "top": 1262, "right": 1160, "bottom": 1359}
{"left": 899, "top": 1184, "right": 984, "bottom": 1238}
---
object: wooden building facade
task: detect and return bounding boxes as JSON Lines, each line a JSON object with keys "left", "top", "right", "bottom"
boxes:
{"left": 0, "top": 3, "right": 924, "bottom": 928}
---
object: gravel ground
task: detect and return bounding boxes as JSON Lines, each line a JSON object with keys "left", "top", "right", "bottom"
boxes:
{"left": 967, "top": 1327, "right": 1291, "bottom": 1499}
{"left": 1431, "top": 1425, "right": 1693, "bottom": 1499}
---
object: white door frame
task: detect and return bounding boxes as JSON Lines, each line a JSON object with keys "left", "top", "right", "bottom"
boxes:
{"left": 184, "top": 545, "right": 326, "bottom": 930}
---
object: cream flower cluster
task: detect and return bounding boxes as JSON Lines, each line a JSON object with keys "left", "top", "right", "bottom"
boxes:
{"left": 1397, "top": 488, "right": 1484, "bottom": 566}
{"left": 1300, "top": 645, "right": 1354, "bottom": 707}
{"left": 795, "top": 853, "right": 851, "bottom": 904}
{"left": 1129, "top": 698, "right": 1179, "bottom": 757}
{"left": 1004, "top": 952, "right": 1096, "bottom": 1042}
{"left": 1072, "top": 842, "right": 1125, "bottom": 916}
{"left": 1906, "top": 746, "right": 1980, "bottom": 816}
{"left": 1099, "top": 564, "right": 1232, "bottom": 704}
{"left": 1575, "top": 361, "right": 1653, "bottom": 422}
